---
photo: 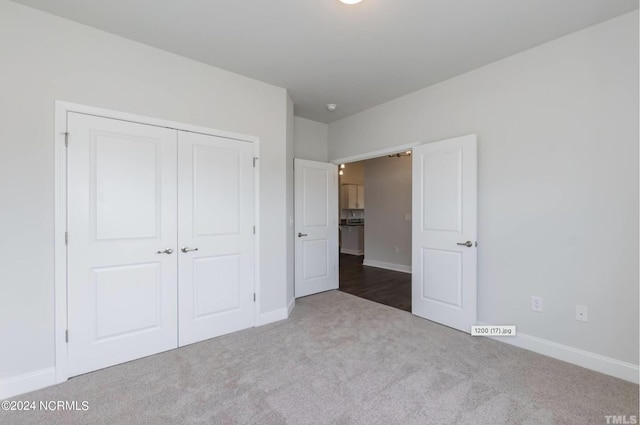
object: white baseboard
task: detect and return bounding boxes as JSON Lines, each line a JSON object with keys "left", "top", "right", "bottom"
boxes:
{"left": 256, "top": 307, "right": 288, "bottom": 326}
{"left": 0, "top": 368, "right": 56, "bottom": 400}
{"left": 341, "top": 248, "right": 364, "bottom": 255}
{"left": 480, "top": 324, "right": 639, "bottom": 384}
{"left": 287, "top": 297, "right": 295, "bottom": 316}
{"left": 363, "top": 258, "right": 411, "bottom": 274}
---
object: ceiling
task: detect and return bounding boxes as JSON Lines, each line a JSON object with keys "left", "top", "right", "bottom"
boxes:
{"left": 11, "top": 0, "right": 638, "bottom": 123}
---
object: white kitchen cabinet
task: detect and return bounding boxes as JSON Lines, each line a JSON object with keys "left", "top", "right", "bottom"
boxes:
{"left": 341, "top": 184, "right": 365, "bottom": 209}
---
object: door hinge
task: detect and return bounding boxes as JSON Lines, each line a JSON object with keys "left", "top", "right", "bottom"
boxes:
{"left": 65, "top": 330, "right": 69, "bottom": 343}
{"left": 253, "top": 225, "right": 256, "bottom": 235}
{"left": 253, "top": 157, "right": 258, "bottom": 168}
{"left": 63, "top": 132, "right": 69, "bottom": 147}
{"left": 253, "top": 293, "right": 256, "bottom": 302}
{"left": 65, "top": 231, "right": 68, "bottom": 245}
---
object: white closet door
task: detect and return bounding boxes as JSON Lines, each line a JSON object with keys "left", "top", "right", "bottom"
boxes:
{"left": 177, "top": 132, "right": 255, "bottom": 346}
{"left": 67, "top": 113, "right": 178, "bottom": 377}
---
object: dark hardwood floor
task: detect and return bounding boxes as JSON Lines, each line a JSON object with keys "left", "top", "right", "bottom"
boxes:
{"left": 339, "top": 253, "right": 411, "bottom": 312}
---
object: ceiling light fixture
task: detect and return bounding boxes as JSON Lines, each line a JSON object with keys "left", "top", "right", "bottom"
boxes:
{"left": 327, "top": 103, "right": 337, "bottom": 112}
{"left": 339, "top": 0, "right": 363, "bottom": 4}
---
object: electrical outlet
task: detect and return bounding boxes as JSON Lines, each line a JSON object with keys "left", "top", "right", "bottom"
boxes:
{"left": 576, "top": 305, "right": 588, "bottom": 322}
{"left": 394, "top": 246, "right": 400, "bottom": 254}
{"left": 531, "top": 296, "right": 543, "bottom": 312}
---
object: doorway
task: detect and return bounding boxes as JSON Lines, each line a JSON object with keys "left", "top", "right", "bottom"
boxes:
{"left": 295, "top": 135, "right": 478, "bottom": 334}
{"left": 338, "top": 152, "right": 413, "bottom": 311}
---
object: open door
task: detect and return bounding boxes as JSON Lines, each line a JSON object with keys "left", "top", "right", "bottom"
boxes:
{"left": 294, "top": 159, "right": 339, "bottom": 298}
{"left": 412, "top": 135, "right": 477, "bottom": 333}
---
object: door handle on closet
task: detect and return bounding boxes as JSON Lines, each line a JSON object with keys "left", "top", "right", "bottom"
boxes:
{"left": 298, "top": 233, "right": 308, "bottom": 238}
{"left": 456, "top": 241, "right": 474, "bottom": 248}
{"left": 181, "top": 246, "right": 199, "bottom": 253}
{"left": 157, "top": 248, "right": 174, "bottom": 254}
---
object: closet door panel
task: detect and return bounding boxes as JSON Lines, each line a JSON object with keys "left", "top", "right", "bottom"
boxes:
{"left": 67, "top": 113, "right": 178, "bottom": 377}
{"left": 178, "top": 132, "right": 255, "bottom": 346}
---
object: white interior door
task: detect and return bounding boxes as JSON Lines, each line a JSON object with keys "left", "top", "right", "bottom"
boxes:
{"left": 294, "top": 159, "right": 339, "bottom": 298}
{"left": 67, "top": 113, "right": 178, "bottom": 376}
{"left": 177, "top": 132, "right": 255, "bottom": 346}
{"left": 412, "top": 135, "right": 477, "bottom": 333}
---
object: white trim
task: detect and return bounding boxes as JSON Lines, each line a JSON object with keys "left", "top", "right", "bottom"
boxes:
{"left": 256, "top": 308, "right": 289, "bottom": 326}
{"left": 341, "top": 248, "right": 364, "bottom": 256}
{"left": 54, "top": 101, "right": 261, "bottom": 386}
{"left": 287, "top": 297, "right": 296, "bottom": 316}
{"left": 331, "top": 141, "right": 419, "bottom": 164}
{"left": 0, "top": 368, "right": 56, "bottom": 400}
{"left": 54, "top": 104, "right": 68, "bottom": 384}
{"left": 363, "top": 258, "right": 412, "bottom": 274}
{"left": 55, "top": 101, "right": 259, "bottom": 144}
{"left": 253, "top": 139, "right": 261, "bottom": 331}
{"left": 479, "top": 323, "right": 639, "bottom": 384}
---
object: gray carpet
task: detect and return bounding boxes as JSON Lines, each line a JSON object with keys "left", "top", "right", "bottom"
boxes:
{"left": 2, "top": 291, "right": 638, "bottom": 424}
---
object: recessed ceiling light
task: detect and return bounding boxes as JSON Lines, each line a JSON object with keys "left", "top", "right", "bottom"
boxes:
{"left": 327, "top": 103, "right": 337, "bottom": 112}
{"left": 339, "top": 0, "right": 363, "bottom": 3}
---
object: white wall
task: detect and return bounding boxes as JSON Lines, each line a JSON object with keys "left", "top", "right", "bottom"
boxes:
{"left": 0, "top": 0, "right": 288, "bottom": 388}
{"left": 286, "top": 95, "right": 295, "bottom": 311}
{"left": 330, "top": 12, "right": 639, "bottom": 366}
{"left": 293, "top": 116, "right": 328, "bottom": 162}
{"left": 363, "top": 156, "right": 412, "bottom": 268}
{"left": 339, "top": 161, "right": 365, "bottom": 186}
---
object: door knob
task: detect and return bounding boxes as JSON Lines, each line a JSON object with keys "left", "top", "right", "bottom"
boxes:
{"left": 298, "top": 233, "right": 308, "bottom": 237}
{"left": 456, "top": 241, "right": 473, "bottom": 248}
{"left": 157, "top": 248, "right": 173, "bottom": 254}
{"left": 181, "top": 246, "right": 199, "bottom": 253}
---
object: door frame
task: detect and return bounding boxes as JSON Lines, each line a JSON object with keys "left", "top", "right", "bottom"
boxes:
{"left": 54, "top": 101, "right": 261, "bottom": 383}
{"left": 331, "top": 141, "right": 419, "bottom": 295}
{"left": 331, "top": 142, "right": 420, "bottom": 166}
